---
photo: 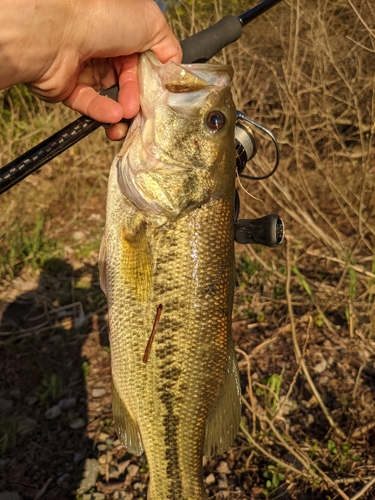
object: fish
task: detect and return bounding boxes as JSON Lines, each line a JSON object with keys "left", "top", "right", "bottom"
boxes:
{"left": 99, "top": 51, "right": 241, "bottom": 500}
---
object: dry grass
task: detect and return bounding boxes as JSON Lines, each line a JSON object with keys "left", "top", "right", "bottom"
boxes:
{"left": 1, "top": 0, "right": 375, "bottom": 498}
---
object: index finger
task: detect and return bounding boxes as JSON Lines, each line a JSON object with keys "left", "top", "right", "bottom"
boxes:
{"left": 63, "top": 84, "right": 124, "bottom": 123}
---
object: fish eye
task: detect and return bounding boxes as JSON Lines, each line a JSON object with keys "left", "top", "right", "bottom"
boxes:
{"left": 206, "top": 111, "right": 225, "bottom": 131}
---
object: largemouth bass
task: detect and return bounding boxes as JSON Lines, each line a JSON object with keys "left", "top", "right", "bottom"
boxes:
{"left": 99, "top": 52, "right": 241, "bottom": 500}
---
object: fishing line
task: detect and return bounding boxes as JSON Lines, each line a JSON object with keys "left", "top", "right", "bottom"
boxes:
{"left": 236, "top": 170, "right": 263, "bottom": 204}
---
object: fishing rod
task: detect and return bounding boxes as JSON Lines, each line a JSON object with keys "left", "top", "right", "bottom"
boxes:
{"left": 0, "top": 0, "right": 283, "bottom": 196}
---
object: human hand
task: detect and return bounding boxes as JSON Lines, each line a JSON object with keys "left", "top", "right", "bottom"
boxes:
{"left": 0, "top": 0, "right": 182, "bottom": 140}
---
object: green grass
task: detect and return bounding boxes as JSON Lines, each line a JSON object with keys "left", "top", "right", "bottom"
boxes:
{"left": 0, "top": 214, "right": 62, "bottom": 279}
{"left": 0, "top": 418, "right": 18, "bottom": 454}
{"left": 35, "top": 373, "right": 63, "bottom": 405}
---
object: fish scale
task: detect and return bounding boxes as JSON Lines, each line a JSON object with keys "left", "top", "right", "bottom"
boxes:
{"left": 99, "top": 52, "right": 241, "bottom": 500}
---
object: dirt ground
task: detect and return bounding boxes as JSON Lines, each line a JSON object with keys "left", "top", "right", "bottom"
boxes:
{"left": 1, "top": 241, "right": 374, "bottom": 500}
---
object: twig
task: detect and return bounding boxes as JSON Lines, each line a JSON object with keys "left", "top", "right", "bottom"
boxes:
{"left": 349, "top": 476, "right": 375, "bottom": 500}
{"left": 285, "top": 238, "right": 346, "bottom": 441}
{"left": 352, "top": 363, "right": 365, "bottom": 401}
{"left": 240, "top": 422, "right": 310, "bottom": 479}
{"left": 348, "top": 0, "right": 375, "bottom": 37}
{"left": 34, "top": 477, "right": 53, "bottom": 500}
{"left": 260, "top": 412, "right": 350, "bottom": 499}
{"left": 305, "top": 249, "right": 375, "bottom": 280}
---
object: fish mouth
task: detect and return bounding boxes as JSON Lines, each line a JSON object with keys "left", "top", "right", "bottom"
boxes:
{"left": 139, "top": 51, "right": 233, "bottom": 117}
{"left": 116, "top": 52, "right": 235, "bottom": 223}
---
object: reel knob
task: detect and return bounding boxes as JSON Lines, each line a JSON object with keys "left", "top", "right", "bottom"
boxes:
{"left": 234, "top": 214, "right": 285, "bottom": 247}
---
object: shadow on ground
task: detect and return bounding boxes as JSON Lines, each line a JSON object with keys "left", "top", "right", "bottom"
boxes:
{"left": 0, "top": 258, "right": 111, "bottom": 500}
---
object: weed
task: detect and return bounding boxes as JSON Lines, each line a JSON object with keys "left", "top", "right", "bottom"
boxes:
{"left": 262, "top": 464, "right": 286, "bottom": 496}
{"left": 327, "top": 440, "right": 360, "bottom": 472}
{"left": 348, "top": 266, "right": 357, "bottom": 302}
{"left": 292, "top": 266, "right": 313, "bottom": 301}
{"left": 35, "top": 373, "right": 62, "bottom": 405}
{"left": 315, "top": 315, "right": 324, "bottom": 328}
{"left": 273, "top": 285, "right": 284, "bottom": 299}
{"left": 237, "top": 255, "right": 262, "bottom": 280}
{"left": 255, "top": 373, "right": 283, "bottom": 415}
{"left": 82, "top": 361, "right": 90, "bottom": 380}
{"left": 0, "top": 418, "right": 18, "bottom": 454}
{"left": 307, "top": 438, "right": 320, "bottom": 459}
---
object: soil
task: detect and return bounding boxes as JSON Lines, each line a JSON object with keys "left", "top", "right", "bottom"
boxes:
{"left": 0, "top": 245, "right": 374, "bottom": 500}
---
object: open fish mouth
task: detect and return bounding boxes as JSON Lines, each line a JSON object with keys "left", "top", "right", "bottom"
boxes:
{"left": 116, "top": 52, "right": 235, "bottom": 223}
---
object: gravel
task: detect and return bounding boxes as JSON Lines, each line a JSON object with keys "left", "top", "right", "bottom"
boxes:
{"left": 44, "top": 404, "right": 61, "bottom": 420}
{"left": 92, "top": 388, "right": 106, "bottom": 398}
{"left": 77, "top": 458, "right": 99, "bottom": 495}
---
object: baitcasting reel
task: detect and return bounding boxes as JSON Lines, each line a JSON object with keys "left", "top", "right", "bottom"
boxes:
{"left": 233, "top": 111, "right": 285, "bottom": 248}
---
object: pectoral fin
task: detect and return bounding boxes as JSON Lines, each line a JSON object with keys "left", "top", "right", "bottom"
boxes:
{"left": 121, "top": 218, "right": 153, "bottom": 303}
{"left": 112, "top": 380, "right": 144, "bottom": 456}
{"left": 204, "top": 342, "right": 241, "bottom": 456}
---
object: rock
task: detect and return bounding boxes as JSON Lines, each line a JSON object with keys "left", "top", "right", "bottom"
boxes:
{"left": 127, "top": 464, "right": 139, "bottom": 477}
{"left": 97, "top": 444, "right": 107, "bottom": 452}
{"left": 218, "top": 478, "right": 228, "bottom": 490}
{"left": 45, "top": 404, "right": 61, "bottom": 420}
{"left": 88, "top": 213, "right": 102, "bottom": 222}
{"left": 74, "top": 451, "right": 85, "bottom": 464}
{"left": 0, "top": 398, "right": 13, "bottom": 413}
{"left": 98, "top": 454, "right": 108, "bottom": 465}
{"left": 9, "top": 389, "right": 21, "bottom": 399}
{"left": 113, "top": 493, "right": 133, "bottom": 500}
{"left": 69, "top": 417, "right": 85, "bottom": 429}
{"left": 279, "top": 397, "right": 298, "bottom": 416}
{"left": 72, "top": 231, "right": 85, "bottom": 242}
{"left": 117, "top": 459, "right": 131, "bottom": 475}
{"left": 57, "top": 473, "right": 71, "bottom": 489}
{"left": 92, "top": 388, "right": 106, "bottom": 398}
{"left": 133, "top": 482, "right": 145, "bottom": 492}
{"left": 314, "top": 359, "right": 327, "bottom": 374}
{"left": 216, "top": 461, "right": 231, "bottom": 474}
{"left": 205, "top": 473, "right": 216, "bottom": 486}
{"left": 0, "top": 492, "right": 22, "bottom": 500}
{"left": 98, "top": 432, "right": 110, "bottom": 442}
{"left": 83, "top": 494, "right": 105, "bottom": 500}
{"left": 58, "top": 397, "right": 77, "bottom": 410}
{"left": 109, "top": 465, "right": 119, "bottom": 478}
{"left": 17, "top": 417, "right": 37, "bottom": 434}
{"left": 218, "top": 491, "right": 229, "bottom": 499}
{"left": 106, "top": 437, "right": 114, "bottom": 447}
{"left": 77, "top": 458, "right": 99, "bottom": 495}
